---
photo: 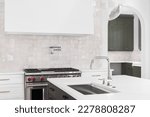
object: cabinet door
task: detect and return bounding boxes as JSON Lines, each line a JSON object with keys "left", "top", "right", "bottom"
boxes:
{"left": 108, "top": 15, "right": 134, "bottom": 51}
{"left": 110, "top": 63, "right": 122, "bottom": 75}
{"left": 0, "top": 74, "right": 24, "bottom": 85}
{"left": 132, "top": 66, "right": 141, "bottom": 78}
{"left": 0, "top": 84, "right": 24, "bottom": 100}
{"left": 49, "top": 83, "right": 75, "bottom": 100}
{"left": 121, "top": 63, "right": 133, "bottom": 76}
{"left": 56, "top": 89, "right": 75, "bottom": 100}
{"left": 49, "top": 83, "right": 58, "bottom": 99}
{"left": 5, "top": 0, "right": 94, "bottom": 34}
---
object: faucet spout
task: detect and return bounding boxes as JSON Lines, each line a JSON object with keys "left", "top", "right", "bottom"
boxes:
{"left": 90, "top": 56, "right": 112, "bottom": 85}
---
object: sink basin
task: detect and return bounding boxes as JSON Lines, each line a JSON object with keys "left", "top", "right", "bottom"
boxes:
{"left": 68, "top": 83, "right": 118, "bottom": 95}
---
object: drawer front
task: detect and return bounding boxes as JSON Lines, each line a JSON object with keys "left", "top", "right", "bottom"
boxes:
{"left": 0, "top": 84, "right": 24, "bottom": 100}
{"left": 49, "top": 83, "right": 58, "bottom": 99}
{"left": 0, "top": 74, "right": 24, "bottom": 85}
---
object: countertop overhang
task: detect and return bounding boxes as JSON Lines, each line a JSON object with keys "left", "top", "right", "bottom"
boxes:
{"left": 48, "top": 75, "right": 150, "bottom": 100}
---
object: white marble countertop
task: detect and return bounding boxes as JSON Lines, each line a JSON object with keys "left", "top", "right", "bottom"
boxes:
{"left": 48, "top": 75, "right": 150, "bottom": 100}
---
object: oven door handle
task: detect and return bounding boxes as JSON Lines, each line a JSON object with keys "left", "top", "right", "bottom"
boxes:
{"left": 26, "top": 83, "right": 48, "bottom": 87}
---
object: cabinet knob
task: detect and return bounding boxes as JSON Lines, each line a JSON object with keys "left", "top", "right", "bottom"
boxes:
{"left": 40, "top": 77, "right": 45, "bottom": 81}
{"left": 62, "top": 95, "right": 69, "bottom": 100}
{"left": 49, "top": 87, "right": 55, "bottom": 91}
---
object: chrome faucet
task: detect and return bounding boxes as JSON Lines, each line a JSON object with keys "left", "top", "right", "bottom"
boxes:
{"left": 90, "top": 56, "right": 112, "bottom": 85}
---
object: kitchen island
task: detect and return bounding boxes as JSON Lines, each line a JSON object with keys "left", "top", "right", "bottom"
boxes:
{"left": 48, "top": 75, "right": 150, "bottom": 100}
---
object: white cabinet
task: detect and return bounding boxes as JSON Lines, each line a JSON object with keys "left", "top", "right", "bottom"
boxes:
{"left": 5, "top": 0, "right": 94, "bottom": 34}
{"left": 0, "top": 73, "right": 24, "bottom": 100}
{"left": 0, "top": 84, "right": 24, "bottom": 100}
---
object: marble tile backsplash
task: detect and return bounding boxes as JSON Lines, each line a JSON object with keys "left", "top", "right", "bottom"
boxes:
{"left": 108, "top": 51, "right": 141, "bottom": 62}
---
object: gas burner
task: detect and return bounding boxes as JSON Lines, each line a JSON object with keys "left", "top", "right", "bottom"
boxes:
{"left": 24, "top": 68, "right": 81, "bottom": 74}
{"left": 24, "top": 69, "right": 40, "bottom": 73}
{"left": 40, "top": 68, "right": 80, "bottom": 72}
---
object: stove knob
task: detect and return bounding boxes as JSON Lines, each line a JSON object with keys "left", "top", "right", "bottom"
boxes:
{"left": 31, "top": 77, "right": 35, "bottom": 81}
{"left": 40, "top": 77, "right": 45, "bottom": 81}
{"left": 28, "top": 77, "right": 31, "bottom": 81}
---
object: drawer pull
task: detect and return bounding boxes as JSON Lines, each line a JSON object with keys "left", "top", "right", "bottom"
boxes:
{"left": 49, "top": 87, "right": 55, "bottom": 91}
{"left": 62, "top": 95, "right": 69, "bottom": 100}
{"left": 0, "top": 91, "right": 10, "bottom": 93}
{"left": 0, "top": 79, "right": 10, "bottom": 81}
{"left": 92, "top": 75, "right": 101, "bottom": 77}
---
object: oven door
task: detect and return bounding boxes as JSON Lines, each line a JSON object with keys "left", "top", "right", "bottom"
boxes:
{"left": 25, "top": 82, "right": 49, "bottom": 100}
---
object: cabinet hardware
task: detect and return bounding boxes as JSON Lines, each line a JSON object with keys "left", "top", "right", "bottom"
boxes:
{"left": 27, "top": 83, "right": 48, "bottom": 87}
{"left": 49, "top": 87, "right": 55, "bottom": 91}
{"left": 0, "top": 91, "right": 10, "bottom": 93}
{"left": 92, "top": 75, "right": 101, "bottom": 77}
{"left": 62, "top": 95, "right": 69, "bottom": 100}
{"left": 0, "top": 79, "right": 10, "bottom": 81}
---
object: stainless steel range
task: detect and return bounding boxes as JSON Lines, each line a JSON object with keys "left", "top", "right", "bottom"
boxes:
{"left": 24, "top": 68, "right": 81, "bottom": 100}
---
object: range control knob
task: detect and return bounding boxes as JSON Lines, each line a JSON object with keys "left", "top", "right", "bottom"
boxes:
{"left": 40, "top": 77, "right": 45, "bottom": 81}
{"left": 28, "top": 77, "right": 31, "bottom": 81}
{"left": 31, "top": 77, "right": 35, "bottom": 81}
{"left": 27, "top": 77, "right": 35, "bottom": 82}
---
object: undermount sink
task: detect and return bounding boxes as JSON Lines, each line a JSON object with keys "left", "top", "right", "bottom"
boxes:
{"left": 68, "top": 83, "right": 118, "bottom": 95}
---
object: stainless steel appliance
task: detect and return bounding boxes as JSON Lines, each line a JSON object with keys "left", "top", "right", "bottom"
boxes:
{"left": 24, "top": 68, "right": 81, "bottom": 100}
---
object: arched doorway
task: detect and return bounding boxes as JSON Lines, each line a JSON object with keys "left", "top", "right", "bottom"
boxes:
{"left": 108, "top": 5, "right": 144, "bottom": 78}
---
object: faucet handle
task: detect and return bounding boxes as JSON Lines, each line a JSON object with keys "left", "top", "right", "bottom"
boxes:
{"left": 98, "top": 78, "right": 106, "bottom": 84}
{"left": 107, "top": 81, "right": 111, "bottom": 86}
{"left": 107, "top": 79, "right": 112, "bottom": 86}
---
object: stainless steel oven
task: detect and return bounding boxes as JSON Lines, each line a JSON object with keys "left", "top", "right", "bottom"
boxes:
{"left": 24, "top": 68, "right": 81, "bottom": 100}
{"left": 25, "top": 82, "right": 49, "bottom": 100}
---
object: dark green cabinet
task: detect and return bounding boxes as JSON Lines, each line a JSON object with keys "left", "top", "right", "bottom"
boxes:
{"left": 122, "top": 63, "right": 133, "bottom": 76}
{"left": 111, "top": 63, "right": 141, "bottom": 78}
{"left": 132, "top": 66, "right": 141, "bottom": 77}
{"left": 121, "top": 63, "right": 141, "bottom": 78}
{"left": 49, "top": 82, "right": 75, "bottom": 100}
{"left": 108, "top": 15, "right": 134, "bottom": 51}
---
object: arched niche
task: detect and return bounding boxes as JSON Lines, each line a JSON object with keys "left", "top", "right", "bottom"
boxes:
{"left": 107, "top": 4, "right": 144, "bottom": 78}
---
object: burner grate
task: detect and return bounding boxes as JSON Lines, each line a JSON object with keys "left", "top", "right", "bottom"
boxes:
{"left": 24, "top": 69, "right": 40, "bottom": 73}
{"left": 24, "top": 68, "right": 80, "bottom": 73}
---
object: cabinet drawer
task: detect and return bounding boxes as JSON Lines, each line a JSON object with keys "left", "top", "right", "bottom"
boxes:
{"left": 0, "top": 74, "right": 24, "bottom": 85}
{"left": 0, "top": 84, "right": 24, "bottom": 100}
